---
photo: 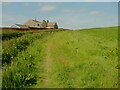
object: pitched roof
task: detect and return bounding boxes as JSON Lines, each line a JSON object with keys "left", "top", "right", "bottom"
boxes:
{"left": 23, "top": 19, "right": 42, "bottom": 26}
{"left": 15, "top": 24, "right": 29, "bottom": 28}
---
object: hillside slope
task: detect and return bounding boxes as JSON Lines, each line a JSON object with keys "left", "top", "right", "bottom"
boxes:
{"left": 34, "top": 27, "right": 118, "bottom": 88}
{"left": 2, "top": 27, "right": 118, "bottom": 88}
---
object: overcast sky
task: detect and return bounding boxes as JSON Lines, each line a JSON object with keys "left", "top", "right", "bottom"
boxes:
{"left": 1, "top": 1, "right": 118, "bottom": 29}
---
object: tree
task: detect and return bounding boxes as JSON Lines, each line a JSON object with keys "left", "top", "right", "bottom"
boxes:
{"left": 54, "top": 23, "right": 58, "bottom": 29}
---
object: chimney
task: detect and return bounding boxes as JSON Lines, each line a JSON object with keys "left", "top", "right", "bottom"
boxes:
{"left": 47, "top": 20, "right": 49, "bottom": 23}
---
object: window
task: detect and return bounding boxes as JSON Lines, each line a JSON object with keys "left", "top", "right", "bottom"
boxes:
{"left": 38, "top": 24, "right": 39, "bottom": 26}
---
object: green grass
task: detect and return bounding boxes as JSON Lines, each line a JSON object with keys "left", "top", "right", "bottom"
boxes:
{"left": 2, "top": 30, "right": 25, "bottom": 40}
{"left": 2, "top": 32, "right": 44, "bottom": 65}
{"left": 45, "top": 27, "right": 118, "bottom": 88}
{"left": 2, "top": 30, "right": 57, "bottom": 88}
{"left": 2, "top": 27, "right": 118, "bottom": 88}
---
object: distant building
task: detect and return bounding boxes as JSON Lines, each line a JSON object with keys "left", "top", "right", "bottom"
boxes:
{"left": 12, "top": 19, "right": 58, "bottom": 29}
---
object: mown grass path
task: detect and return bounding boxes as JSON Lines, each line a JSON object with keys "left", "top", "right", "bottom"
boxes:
{"left": 43, "top": 44, "right": 51, "bottom": 86}
{"left": 32, "top": 31, "right": 57, "bottom": 88}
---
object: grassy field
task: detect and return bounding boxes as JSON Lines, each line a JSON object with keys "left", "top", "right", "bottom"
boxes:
{"left": 1, "top": 27, "right": 118, "bottom": 88}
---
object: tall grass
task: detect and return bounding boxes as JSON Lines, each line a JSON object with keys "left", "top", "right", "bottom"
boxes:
{"left": 2, "top": 27, "right": 118, "bottom": 88}
{"left": 2, "top": 30, "right": 55, "bottom": 88}
{"left": 2, "top": 33, "right": 41, "bottom": 65}
{"left": 2, "top": 30, "right": 25, "bottom": 40}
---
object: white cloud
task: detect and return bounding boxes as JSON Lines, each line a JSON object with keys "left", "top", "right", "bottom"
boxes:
{"left": 90, "top": 11, "right": 101, "bottom": 16}
{"left": 40, "top": 5, "right": 56, "bottom": 12}
{"left": 63, "top": 9, "right": 85, "bottom": 13}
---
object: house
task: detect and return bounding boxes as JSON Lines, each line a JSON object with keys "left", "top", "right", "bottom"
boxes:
{"left": 12, "top": 19, "right": 58, "bottom": 29}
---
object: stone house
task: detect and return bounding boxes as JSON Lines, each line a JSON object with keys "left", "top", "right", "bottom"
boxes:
{"left": 12, "top": 19, "right": 58, "bottom": 29}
